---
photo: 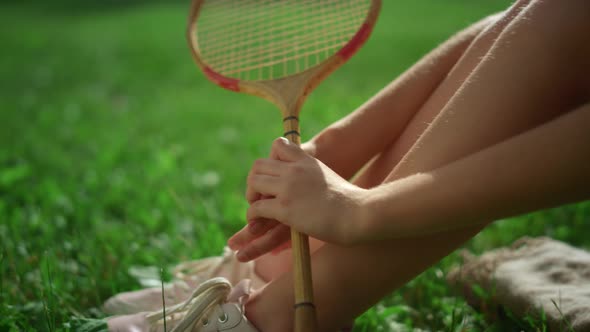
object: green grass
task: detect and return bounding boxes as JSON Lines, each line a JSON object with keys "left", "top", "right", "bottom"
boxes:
{"left": 1, "top": 1, "right": 589, "bottom": 331}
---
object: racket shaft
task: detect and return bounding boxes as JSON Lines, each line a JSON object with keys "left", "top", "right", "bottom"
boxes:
{"left": 291, "top": 230, "right": 317, "bottom": 332}
{"left": 284, "top": 119, "right": 318, "bottom": 331}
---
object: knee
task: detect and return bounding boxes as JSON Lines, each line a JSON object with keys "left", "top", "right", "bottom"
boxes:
{"left": 526, "top": 0, "right": 590, "bottom": 30}
{"left": 516, "top": 0, "right": 590, "bottom": 54}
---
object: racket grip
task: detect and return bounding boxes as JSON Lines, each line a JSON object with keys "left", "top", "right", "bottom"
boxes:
{"left": 291, "top": 230, "right": 318, "bottom": 332}
{"left": 295, "top": 303, "right": 319, "bottom": 332}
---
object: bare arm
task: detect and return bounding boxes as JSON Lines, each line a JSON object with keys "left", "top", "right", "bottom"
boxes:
{"left": 362, "top": 103, "right": 590, "bottom": 241}
{"left": 307, "top": 14, "right": 499, "bottom": 179}
{"left": 233, "top": 102, "right": 590, "bottom": 253}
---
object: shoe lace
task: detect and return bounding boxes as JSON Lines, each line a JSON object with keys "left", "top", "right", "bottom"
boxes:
{"left": 145, "top": 277, "right": 232, "bottom": 332}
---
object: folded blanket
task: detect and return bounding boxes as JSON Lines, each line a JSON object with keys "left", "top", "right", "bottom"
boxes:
{"left": 447, "top": 237, "right": 590, "bottom": 331}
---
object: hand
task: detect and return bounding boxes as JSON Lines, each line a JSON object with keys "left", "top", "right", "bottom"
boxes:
{"left": 228, "top": 137, "right": 369, "bottom": 261}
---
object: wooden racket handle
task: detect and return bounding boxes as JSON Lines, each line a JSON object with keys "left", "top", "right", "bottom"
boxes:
{"left": 291, "top": 230, "right": 318, "bottom": 332}
{"left": 283, "top": 117, "right": 318, "bottom": 332}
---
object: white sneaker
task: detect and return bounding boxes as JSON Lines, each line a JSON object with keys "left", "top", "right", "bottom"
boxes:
{"left": 107, "top": 277, "right": 259, "bottom": 332}
{"left": 104, "top": 247, "right": 266, "bottom": 315}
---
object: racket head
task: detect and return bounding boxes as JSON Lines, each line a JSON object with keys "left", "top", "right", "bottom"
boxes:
{"left": 187, "top": 0, "right": 381, "bottom": 115}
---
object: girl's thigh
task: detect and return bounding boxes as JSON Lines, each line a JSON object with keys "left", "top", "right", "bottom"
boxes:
{"left": 368, "top": 0, "right": 589, "bottom": 185}
{"left": 354, "top": 0, "right": 533, "bottom": 188}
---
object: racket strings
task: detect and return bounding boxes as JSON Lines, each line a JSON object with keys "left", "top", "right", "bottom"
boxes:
{"left": 194, "top": 0, "right": 371, "bottom": 80}
{"left": 201, "top": 10, "right": 357, "bottom": 61}
{"left": 201, "top": 2, "right": 366, "bottom": 70}
{"left": 212, "top": 21, "right": 360, "bottom": 72}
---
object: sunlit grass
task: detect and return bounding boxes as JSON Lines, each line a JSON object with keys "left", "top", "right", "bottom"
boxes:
{"left": 1, "top": 1, "right": 588, "bottom": 331}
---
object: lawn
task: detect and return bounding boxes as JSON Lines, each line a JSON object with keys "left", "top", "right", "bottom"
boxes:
{"left": 1, "top": 0, "right": 589, "bottom": 331}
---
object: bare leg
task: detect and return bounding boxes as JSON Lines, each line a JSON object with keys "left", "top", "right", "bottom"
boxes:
{"left": 254, "top": 0, "right": 528, "bottom": 283}
{"left": 247, "top": 0, "right": 590, "bottom": 331}
{"left": 253, "top": 6, "right": 504, "bottom": 283}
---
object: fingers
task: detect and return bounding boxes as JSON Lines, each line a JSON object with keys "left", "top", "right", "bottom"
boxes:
{"left": 246, "top": 175, "right": 280, "bottom": 203}
{"left": 248, "top": 218, "right": 279, "bottom": 235}
{"left": 271, "top": 240, "right": 292, "bottom": 255}
{"left": 247, "top": 199, "right": 285, "bottom": 223}
{"left": 227, "top": 218, "right": 280, "bottom": 249}
{"left": 228, "top": 224, "right": 292, "bottom": 261}
{"left": 246, "top": 159, "right": 286, "bottom": 203}
{"left": 246, "top": 190, "right": 262, "bottom": 205}
{"left": 251, "top": 158, "right": 286, "bottom": 176}
{"left": 245, "top": 138, "right": 307, "bottom": 203}
{"left": 232, "top": 138, "right": 309, "bottom": 262}
{"left": 227, "top": 224, "right": 259, "bottom": 251}
{"left": 271, "top": 137, "right": 306, "bottom": 162}
{"left": 235, "top": 225, "right": 291, "bottom": 262}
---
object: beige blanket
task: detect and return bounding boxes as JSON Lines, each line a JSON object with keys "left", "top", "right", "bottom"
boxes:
{"left": 447, "top": 237, "right": 590, "bottom": 331}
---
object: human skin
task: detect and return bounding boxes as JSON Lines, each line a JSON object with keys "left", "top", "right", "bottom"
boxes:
{"left": 231, "top": 9, "right": 502, "bottom": 266}
{"left": 242, "top": 105, "right": 590, "bottom": 246}
{"left": 227, "top": 0, "right": 590, "bottom": 330}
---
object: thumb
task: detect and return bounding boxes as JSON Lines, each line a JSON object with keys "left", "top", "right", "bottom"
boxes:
{"left": 271, "top": 137, "right": 305, "bottom": 162}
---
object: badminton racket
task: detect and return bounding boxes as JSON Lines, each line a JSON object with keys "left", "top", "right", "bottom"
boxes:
{"left": 187, "top": 1, "right": 381, "bottom": 330}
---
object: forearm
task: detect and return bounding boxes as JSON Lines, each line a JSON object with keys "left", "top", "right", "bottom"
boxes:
{"left": 364, "top": 103, "right": 590, "bottom": 240}
{"left": 309, "top": 14, "right": 499, "bottom": 179}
